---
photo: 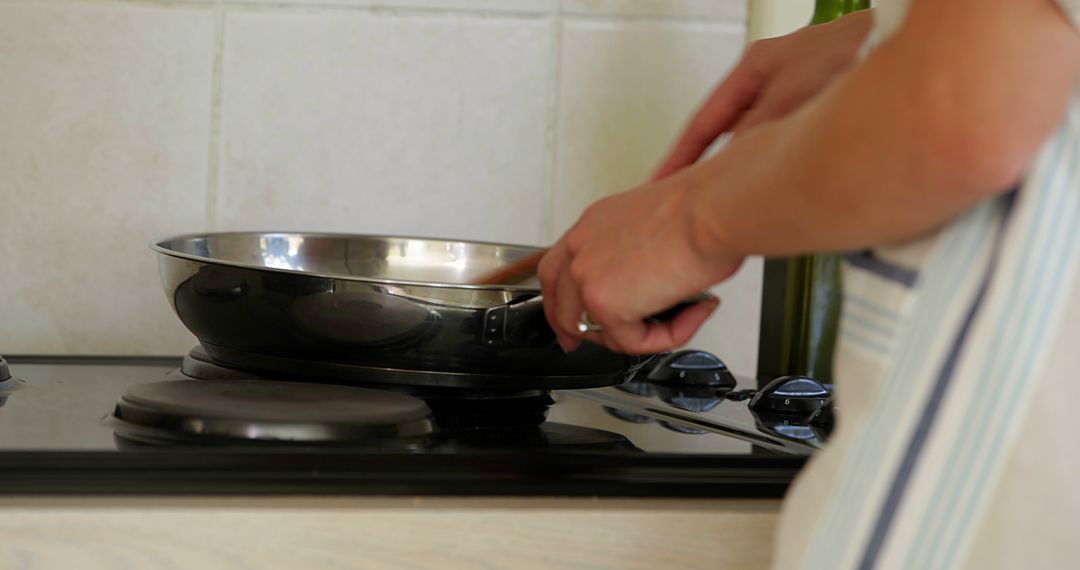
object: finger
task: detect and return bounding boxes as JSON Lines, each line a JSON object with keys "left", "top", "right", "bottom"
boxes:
{"left": 592, "top": 316, "right": 647, "bottom": 356}
{"left": 651, "top": 66, "right": 761, "bottom": 181}
{"left": 641, "top": 296, "right": 720, "bottom": 354}
{"left": 731, "top": 75, "right": 831, "bottom": 135}
{"left": 538, "top": 243, "right": 576, "bottom": 351}
{"left": 605, "top": 296, "right": 720, "bottom": 355}
{"left": 730, "top": 103, "right": 767, "bottom": 135}
{"left": 730, "top": 89, "right": 798, "bottom": 135}
{"left": 554, "top": 267, "right": 586, "bottom": 353}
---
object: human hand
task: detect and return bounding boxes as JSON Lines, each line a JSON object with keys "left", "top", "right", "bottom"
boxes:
{"left": 652, "top": 10, "right": 873, "bottom": 181}
{"left": 538, "top": 12, "right": 872, "bottom": 355}
{"left": 538, "top": 171, "right": 742, "bottom": 355}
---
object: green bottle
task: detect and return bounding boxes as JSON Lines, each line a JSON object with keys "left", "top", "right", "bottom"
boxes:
{"left": 774, "top": 0, "right": 869, "bottom": 383}
{"left": 810, "top": 0, "right": 870, "bottom": 25}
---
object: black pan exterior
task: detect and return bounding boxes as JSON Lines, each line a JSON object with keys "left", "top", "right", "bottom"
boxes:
{"left": 154, "top": 233, "right": 637, "bottom": 385}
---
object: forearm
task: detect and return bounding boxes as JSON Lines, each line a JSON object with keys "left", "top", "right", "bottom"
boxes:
{"left": 689, "top": 0, "right": 1080, "bottom": 259}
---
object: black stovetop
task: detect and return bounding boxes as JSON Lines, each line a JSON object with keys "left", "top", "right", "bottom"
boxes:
{"left": 0, "top": 354, "right": 812, "bottom": 497}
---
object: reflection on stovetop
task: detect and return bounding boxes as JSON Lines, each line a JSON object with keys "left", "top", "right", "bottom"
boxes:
{"left": 558, "top": 349, "right": 834, "bottom": 453}
{"left": 114, "top": 420, "right": 638, "bottom": 452}
{"left": 0, "top": 355, "right": 21, "bottom": 409}
{"left": 0, "top": 356, "right": 811, "bottom": 498}
{"left": 0, "top": 351, "right": 825, "bottom": 457}
{"left": 576, "top": 380, "right": 824, "bottom": 455}
{"left": 165, "top": 346, "right": 826, "bottom": 454}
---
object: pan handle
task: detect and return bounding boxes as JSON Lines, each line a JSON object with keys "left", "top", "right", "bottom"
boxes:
{"left": 481, "top": 293, "right": 718, "bottom": 348}
{"left": 482, "top": 295, "right": 549, "bottom": 347}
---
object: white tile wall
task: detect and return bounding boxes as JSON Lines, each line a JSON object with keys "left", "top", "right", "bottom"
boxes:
{"left": 217, "top": 10, "right": 553, "bottom": 244}
{"left": 561, "top": 0, "right": 745, "bottom": 20}
{"left": 0, "top": 0, "right": 764, "bottom": 374}
{"left": 0, "top": 1, "right": 214, "bottom": 354}
{"left": 553, "top": 17, "right": 759, "bottom": 375}
{"left": 223, "top": 0, "right": 554, "bottom": 12}
{"left": 553, "top": 19, "right": 744, "bottom": 234}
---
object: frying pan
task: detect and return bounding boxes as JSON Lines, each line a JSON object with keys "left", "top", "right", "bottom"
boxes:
{"left": 152, "top": 232, "right": 649, "bottom": 388}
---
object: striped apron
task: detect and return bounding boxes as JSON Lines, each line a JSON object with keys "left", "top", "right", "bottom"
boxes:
{"left": 772, "top": 1, "right": 1080, "bottom": 568}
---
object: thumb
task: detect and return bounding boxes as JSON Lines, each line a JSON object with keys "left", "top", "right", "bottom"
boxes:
{"left": 651, "top": 68, "right": 760, "bottom": 182}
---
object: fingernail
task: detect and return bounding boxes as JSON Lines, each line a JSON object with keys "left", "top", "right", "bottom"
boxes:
{"left": 558, "top": 334, "right": 582, "bottom": 353}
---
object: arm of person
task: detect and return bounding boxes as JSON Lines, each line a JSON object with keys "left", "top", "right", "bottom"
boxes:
{"left": 651, "top": 9, "right": 875, "bottom": 181}
{"left": 541, "top": 0, "right": 1080, "bottom": 354}
{"left": 691, "top": 0, "right": 1080, "bottom": 257}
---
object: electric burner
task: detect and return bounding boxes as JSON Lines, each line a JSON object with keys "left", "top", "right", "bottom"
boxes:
{"left": 180, "top": 346, "right": 565, "bottom": 429}
{"left": 109, "top": 377, "right": 635, "bottom": 452}
{"left": 112, "top": 379, "right": 435, "bottom": 448}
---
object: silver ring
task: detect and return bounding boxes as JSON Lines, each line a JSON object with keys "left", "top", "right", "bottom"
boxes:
{"left": 576, "top": 312, "right": 604, "bottom": 334}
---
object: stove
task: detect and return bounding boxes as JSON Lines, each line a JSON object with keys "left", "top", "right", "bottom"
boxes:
{"left": 0, "top": 349, "right": 823, "bottom": 497}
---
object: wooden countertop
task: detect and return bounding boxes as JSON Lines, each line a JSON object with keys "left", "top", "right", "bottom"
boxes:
{"left": 0, "top": 497, "right": 780, "bottom": 569}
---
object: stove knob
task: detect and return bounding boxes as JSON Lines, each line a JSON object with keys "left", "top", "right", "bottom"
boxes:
{"left": 629, "top": 351, "right": 670, "bottom": 381}
{"left": 646, "top": 350, "right": 736, "bottom": 388}
{"left": 749, "top": 375, "right": 830, "bottom": 415}
{"left": 809, "top": 396, "right": 835, "bottom": 438}
{"left": 809, "top": 396, "right": 834, "bottom": 426}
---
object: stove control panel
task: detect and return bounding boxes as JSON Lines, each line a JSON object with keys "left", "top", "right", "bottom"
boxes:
{"left": 749, "top": 375, "right": 830, "bottom": 415}
{"left": 595, "top": 350, "right": 835, "bottom": 450}
{"left": 746, "top": 375, "right": 832, "bottom": 444}
{"left": 646, "top": 350, "right": 737, "bottom": 388}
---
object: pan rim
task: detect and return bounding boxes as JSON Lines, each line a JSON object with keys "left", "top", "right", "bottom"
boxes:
{"left": 150, "top": 230, "right": 545, "bottom": 293}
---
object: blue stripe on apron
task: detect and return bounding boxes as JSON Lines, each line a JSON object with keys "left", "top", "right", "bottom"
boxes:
{"left": 842, "top": 250, "right": 919, "bottom": 288}
{"left": 808, "top": 202, "right": 999, "bottom": 570}
{"left": 855, "top": 190, "right": 1015, "bottom": 565}
{"left": 906, "top": 115, "right": 1080, "bottom": 569}
{"left": 857, "top": 190, "right": 1018, "bottom": 569}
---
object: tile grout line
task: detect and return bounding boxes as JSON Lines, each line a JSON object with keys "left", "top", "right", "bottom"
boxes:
{"left": 217, "top": 1, "right": 548, "bottom": 19}
{"left": 8, "top": 0, "right": 746, "bottom": 25}
{"left": 541, "top": 0, "right": 563, "bottom": 245}
{"left": 7, "top": 0, "right": 218, "bottom": 9}
{"left": 15, "top": 0, "right": 546, "bottom": 19}
{"left": 558, "top": 13, "right": 746, "bottom": 28}
{"left": 205, "top": 0, "right": 226, "bottom": 231}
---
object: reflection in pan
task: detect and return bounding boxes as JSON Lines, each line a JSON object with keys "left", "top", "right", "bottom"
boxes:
{"left": 289, "top": 286, "right": 443, "bottom": 351}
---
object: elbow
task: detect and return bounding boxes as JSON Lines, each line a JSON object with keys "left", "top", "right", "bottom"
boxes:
{"left": 877, "top": 0, "right": 1080, "bottom": 203}
{"left": 924, "top": 124, "right": 1033, "bottom": 199}
{"left": 890, "top": 52, "right": 1070, "bottom": 201}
